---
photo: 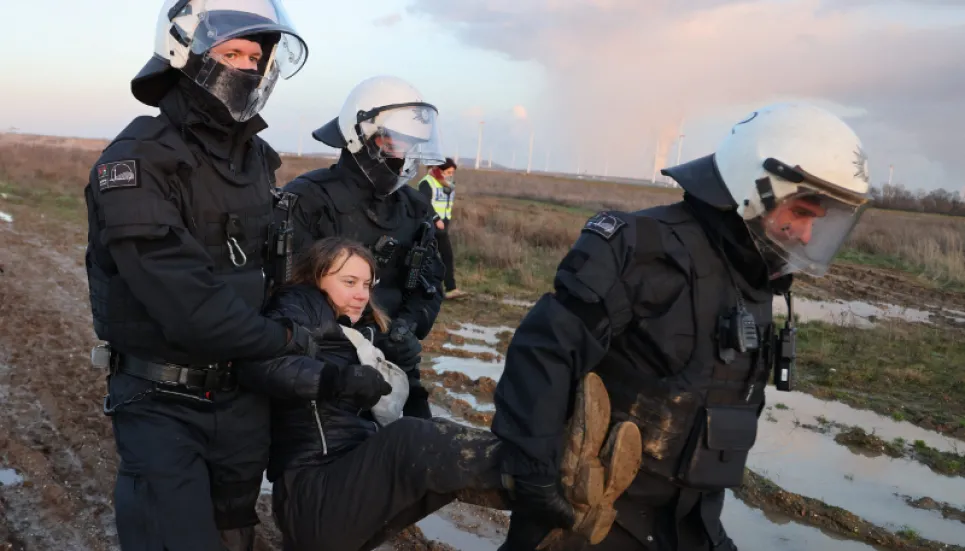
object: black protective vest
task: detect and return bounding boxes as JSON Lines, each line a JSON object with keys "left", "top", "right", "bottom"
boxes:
{"left": 596, "top": 203, "right": 774, "bottom": 491}
{"left": 292, "top": 169, "right": 432, "bottom": 317}
{"left": 86, "top": 115, "right": 276, "bottom": 360}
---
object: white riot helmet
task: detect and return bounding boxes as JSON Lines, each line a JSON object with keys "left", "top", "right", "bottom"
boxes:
{"left": 718, "top": 103, "right": 871, "bottom": 278}
{"left": 312, "top": 76, "right": 446, "bottom": 197}
{"left": 131, "top": 0, "right": 308, "bottom": 122}
{"left": 665, "top": 103, "right": 871, "bottom": 279}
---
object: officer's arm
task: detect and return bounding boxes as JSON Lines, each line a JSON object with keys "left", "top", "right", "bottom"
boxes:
{"left": 237, "top": 354, "right": 329, "bottom": 401}
{"left": 95, "top": 158, "right": 288, "bottom": 360}
{"left": 396, "top": 222, "right": 445, "bottom": 340}
{"left": 492, "top": 213, "right": 637, "bottom": 477}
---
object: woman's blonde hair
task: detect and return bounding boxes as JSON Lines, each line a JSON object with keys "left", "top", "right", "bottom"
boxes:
{"left": 290, "top": 237, "right": 390, "bottom": 333}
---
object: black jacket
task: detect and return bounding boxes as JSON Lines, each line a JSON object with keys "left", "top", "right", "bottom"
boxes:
{"left": 84, "top": 78, "right": 288, "bottom": 365}
{"left": 238, "top": 284, "right": 380, "bottom": 482}
{"left": 282, "top": 155, "right": 445, "bottom": 340}
{"left": 492, "top": 192, "right": 782, "bottom": 480}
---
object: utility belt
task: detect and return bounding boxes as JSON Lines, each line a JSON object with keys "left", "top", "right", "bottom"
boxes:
{"left": 92, "top": 344, "right": 237, "bottom": 414}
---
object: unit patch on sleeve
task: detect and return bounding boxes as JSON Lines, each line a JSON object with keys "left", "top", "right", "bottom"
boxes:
{"left": 582, "top": 211, "right": 626, "bottom": 240}
{"left": 97, "top": 160, "right": 140, "bottom": 192}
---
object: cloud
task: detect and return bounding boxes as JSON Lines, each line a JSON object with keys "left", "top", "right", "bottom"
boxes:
{"left": 408, "top": 0, "right": 965, "bottom": 190}
{"left": 372, "top": 13, "right": 403, "bottom": 27}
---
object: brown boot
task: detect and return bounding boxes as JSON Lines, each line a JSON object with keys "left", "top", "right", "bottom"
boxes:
{"left": 571, "top": 421, "right": 643, "bottom": 545}
{"left": 558, "top": 372, "right": 611, "bottom": 509}
{"left": 538, "top": 374, "right": 643, "bottom": 549}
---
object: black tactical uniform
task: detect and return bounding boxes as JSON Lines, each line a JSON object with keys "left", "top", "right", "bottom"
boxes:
{"left": 493, "top": 156, "right": 792, "bottom": 551}
{"left": 85, "top": 77, "right": 312, "bottom": 550}
{"left": 282, "top": 153, "right": 446, "bottom": 418}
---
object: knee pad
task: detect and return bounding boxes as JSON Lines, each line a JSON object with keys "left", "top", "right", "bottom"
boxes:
{"left": 212, "top": 478, "right": 263, "bottom": 530}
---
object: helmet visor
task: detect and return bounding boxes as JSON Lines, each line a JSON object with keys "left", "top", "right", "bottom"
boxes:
{"left": 747, "top": 190, "right": 868, "bottom": 279}
{"left": 365, "top": 104, "right": 445, "bottom": 165}
{"left": 169, "top": 0, "right": 308, "bottom": 79}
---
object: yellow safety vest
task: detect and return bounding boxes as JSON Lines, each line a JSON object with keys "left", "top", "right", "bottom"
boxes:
{"left": 422, "top": 174, "right": 454, "bottom": 220}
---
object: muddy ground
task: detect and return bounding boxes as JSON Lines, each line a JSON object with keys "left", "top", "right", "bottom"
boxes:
{"left": 3, "top": 181, "right": 965, "bottom": 550}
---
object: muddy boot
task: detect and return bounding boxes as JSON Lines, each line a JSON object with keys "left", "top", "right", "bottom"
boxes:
{"left": 570, "top": 421, "right": 643, "bottom": 545}
{"left": 559, "top": 372, "right": 611, "bottom": 508}
{"left": 538, "top": 374, "right": 643, "bottom": 549}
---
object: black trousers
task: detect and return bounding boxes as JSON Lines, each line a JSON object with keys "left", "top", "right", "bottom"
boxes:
{"left": 107, "top": 372, "right": 270, "bottom": 551}
{"left": 271, "top": 417, "right": 504, "bottom": 551}
{"left": 501, "top": 473, "right": 737, "bottom": 551}
{"left": 437, "top": 219, "right": 457, "bottom": 292}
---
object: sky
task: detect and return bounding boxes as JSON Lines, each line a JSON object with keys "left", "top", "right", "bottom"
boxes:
{"left": 1, "top": 0, "right": 963, "bottom": 193}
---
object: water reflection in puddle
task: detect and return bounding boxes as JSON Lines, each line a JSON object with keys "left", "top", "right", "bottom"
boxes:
{"left": 0, "top": 468, "right": 23, "bottom": 487}
{"left": 723, "top": 491, "right": 889, "bottom": 551}
{"left": 774, "top": 296, "right": 933, "bottom": 327}
{"left": 752, "top": 389, "right": 965, "bottom": 546}
{"left": 432, "top": 356, "right": 504, "bottom": 382}
{"left": 443, "top": 342, "right": 502, "bottom": 357}
{"left": 417, "top": 511, "right": 501, "bottom": 551}
{"left": 447, "top": 324, "right": 514, "bottom": 346}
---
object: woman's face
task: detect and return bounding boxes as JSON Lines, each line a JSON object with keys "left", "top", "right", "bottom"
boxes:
{"left": 317, "top": 253, "right": 372, "bottom": 323}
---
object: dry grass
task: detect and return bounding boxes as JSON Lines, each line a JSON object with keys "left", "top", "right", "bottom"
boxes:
{"left": 1, "top": 139, "right": 963, "bottom": 292}
{"left": 845, "top": 209, "right": 965, "bottom": 288}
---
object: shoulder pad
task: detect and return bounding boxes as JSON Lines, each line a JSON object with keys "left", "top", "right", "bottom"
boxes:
{"left": 581, "top": 210, "right": 631, "bottom": 241}
{"left": 93, "top": 116, "right": 188, "bottom": 192}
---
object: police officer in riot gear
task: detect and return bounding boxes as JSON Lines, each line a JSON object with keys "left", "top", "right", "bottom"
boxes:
{"left": 281, "top": 75, "right": 448, "bottom": 419}
{"left": 84, "top": 1, "right": 320, "bottom": 549}
{"left": 491, "top": 103, "right": 872, "bottom": 551}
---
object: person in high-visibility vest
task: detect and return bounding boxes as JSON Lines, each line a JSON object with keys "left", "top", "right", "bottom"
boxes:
{"left": 419, "top": 158, "right": 467, "bottom": 299}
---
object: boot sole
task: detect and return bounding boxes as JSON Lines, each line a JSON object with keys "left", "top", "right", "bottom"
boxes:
{"left": 559, "top": 372, "right": 610, "bottom": 507}
{"left": 538, "top": 418, "right": 643, "bottom": 549}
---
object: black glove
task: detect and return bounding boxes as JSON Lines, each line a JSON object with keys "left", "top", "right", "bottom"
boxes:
{"left": 506, "top": 474, "right": 575, "bottom": 530}
{"left": 402, "top": 380, "right": 432, "bottom": 419}
{"left": 375, "top": 318, "right": 422, "bottom": 369}
{"left": 319, "top": 364, "right": 392, "bottom": 410}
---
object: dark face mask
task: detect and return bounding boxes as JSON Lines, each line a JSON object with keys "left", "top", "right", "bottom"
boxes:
{"left": 204, "top": 64, "right": 263, "bottom": 120}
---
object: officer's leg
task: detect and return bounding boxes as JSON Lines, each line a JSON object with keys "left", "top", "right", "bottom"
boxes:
{"left": 109, "top": 373, "right": 222, "bottom": 551}
{"left": 207, "top": 389, "right": 272, "bottom": 551}
{"left": 275, "top": 416, "right": 504, "bottom": 551}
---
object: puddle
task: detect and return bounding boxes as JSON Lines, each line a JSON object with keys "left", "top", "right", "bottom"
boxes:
{"left": 774, "top": 296, "right": 933, "bottom": 328}
{"left": 0, "top": 468, "right": 24, "bottom": 487}
{"left": 448, "top": 391, "right": 495, "bottom": 412}
{"left": 446, "top": 324, "right": 514, "bottom": 346}
{"left": 751, "top": 388, "right": 965, "bottom": 546}
{"left": 769, "top": 390, "right": 964, "bottom": 453}
{"left": 417, "top": 512, "right": 499, "bottom": 551}
{"left": 723, "top": 490, "right": 889, "bottom": 551}
{"left": 443, "top": 342, "right": 502, "bottom": 357}
{"left": 0, "top": 211, "right": 12, "bottom": 223}
{"left": 500, "top": 298, "right": 535, "bottom": 308}
{"left": 432, "top": 356, "right": 504, "bottom": 382}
